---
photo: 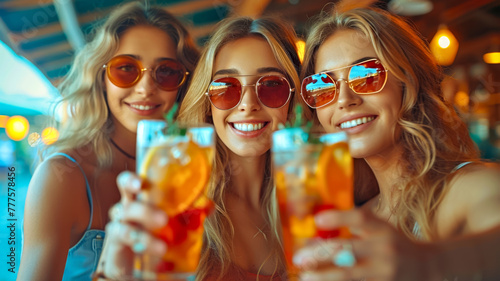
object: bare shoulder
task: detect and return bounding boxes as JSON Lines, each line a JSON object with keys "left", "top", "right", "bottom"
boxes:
{"left": 448, "top": 162, "right": 500, "bottom": 195}
{"left": 28, "top": 153, "right": 88, "bottom": 199}
{"left": 19, "top": 153, "right": 90, "bottom": 281}
{"left": 438, "top": 162, "right": 500, "bottom": 235}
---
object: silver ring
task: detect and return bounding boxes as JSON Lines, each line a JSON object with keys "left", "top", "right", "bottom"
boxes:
{"left": 109, "top": 203, "right": 124, "bottom": 222}
{"left": 333, "top": 242, "right": 356, "bottom": 267}
{"left": 129, "top": 229, "right": 146, "bottom": 253}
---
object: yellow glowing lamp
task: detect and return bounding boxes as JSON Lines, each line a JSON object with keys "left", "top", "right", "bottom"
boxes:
{"left": 41, "top": 127, "right": 60, "bottom": 145}
{"left": 483, "top": 52, "right": 500, "bottom": 64}
{"left": 430, "top": 25, "right": 459, "bottom": 66}
{"left": 5, "top": 116, "right": 29, "bottom": 141}
{"left": 296, "top": 39, "right": 305, "bottom": 63}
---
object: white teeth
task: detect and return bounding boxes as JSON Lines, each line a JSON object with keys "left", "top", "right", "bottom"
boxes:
{"left": 130, "top": 104, "right": 156, "bottom": 110}
{"left": 233, "top": 122, "right": 265, "bottom": 132}
{"left": 340, "top": 116, "right": 375, "bottom": 129}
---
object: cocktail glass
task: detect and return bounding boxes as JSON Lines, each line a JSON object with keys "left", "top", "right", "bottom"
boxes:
{"left": 272, "top": 128, "right": 354, "bottom": 279}
{"left": 134, "top": 120, "right": 215, "bottom": 281}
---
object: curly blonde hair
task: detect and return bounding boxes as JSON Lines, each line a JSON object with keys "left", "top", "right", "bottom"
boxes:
{"left": 301, "top": 6, "right": 478, "bottom": 240}
{"left": 178, "top": 16, "right": 311, "bottom": 280}
{"left": 45, "top": 1, "right": 199, "bottom": 167}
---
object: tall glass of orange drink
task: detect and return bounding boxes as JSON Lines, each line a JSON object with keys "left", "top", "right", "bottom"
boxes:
{"left": 272, "top": 128, "right": 353, "bottom": 280}
{"left": 135, "top": 120, "right": 215, "bottom": 281}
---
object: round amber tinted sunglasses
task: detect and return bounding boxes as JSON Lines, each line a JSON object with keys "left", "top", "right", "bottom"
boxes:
{"left": 103, "top": 55, "right": 189, "bottom": 91}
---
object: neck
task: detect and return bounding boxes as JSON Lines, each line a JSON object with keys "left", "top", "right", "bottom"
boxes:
{"left": 110, "top": 118, "right": 137, "bottom": 171}
{"left": 364, "top": 144, "right": 405, "bottom": 212}
{"left": 226, "top": 151, "right": 268, "bottom": 209}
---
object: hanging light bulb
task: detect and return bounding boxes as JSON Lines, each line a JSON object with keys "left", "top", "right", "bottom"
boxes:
{"left": 483, "top": 51, "right": 500, "bottom": 64}
{"left": 430, "top": 24, "right": 459, "bottom": 66}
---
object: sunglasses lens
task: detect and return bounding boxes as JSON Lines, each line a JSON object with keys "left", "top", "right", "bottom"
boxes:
{"left": 155, "top": 60, "right": 186, "bottom": 91}
{"left": 107, "top": 56, "right": 140, "bottom": 87}
{"left": 301, "top": 73, "right": 337, "bottom": 108}
{"left": 349, "top": 60, "right": 386, "bottom": 94}
{"left": 257, "top": 76, "right": 290, "bottom": 108}
{"left": 208, "top": 77, "right": 242, "bottom": 110}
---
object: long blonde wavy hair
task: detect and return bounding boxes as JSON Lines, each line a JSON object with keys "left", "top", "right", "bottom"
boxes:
{"left": 301, "top": 6, "right": 478, "bottom": 240}
{"left": 178, "top": 17, "right": 311, "bottom": 280}
{"left": 44, "top": 1, "right": 199, "bottom": 167}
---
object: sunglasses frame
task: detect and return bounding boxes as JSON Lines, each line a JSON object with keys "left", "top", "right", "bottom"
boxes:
{"left": 205, "top": 74, "right": 295, "bottom": 110}
{"left": 301, "top": 58, "right": 388, "bottom": 109}
{"left": 103, "top": 55, "right": 189, "bottom": 91}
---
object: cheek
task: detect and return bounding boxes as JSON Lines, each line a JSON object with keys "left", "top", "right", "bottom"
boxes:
{"left": 316, "top": 107, "right": 333, "bottom": 131}
{"left": 271, "top": 107, "right": 288, "bottom": 130}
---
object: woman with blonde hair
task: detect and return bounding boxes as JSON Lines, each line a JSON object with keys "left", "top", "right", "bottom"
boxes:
{"left": 293, "top": 5, "right": 500, "bottom": 281}
{"left": 17, "top": 2, "right": 198, "bottom": 281}
{"left": 94, "top": 16, "right": 311, "bottom": 281}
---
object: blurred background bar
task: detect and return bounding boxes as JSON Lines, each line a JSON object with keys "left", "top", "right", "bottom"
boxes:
{"left": 0, "top": 0, "right": 498, "bottom": 279}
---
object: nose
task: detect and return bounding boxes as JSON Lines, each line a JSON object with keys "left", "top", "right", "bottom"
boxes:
{"left": 336, "top": 79, "right": 362, "bottom": 109}
{"left": 134, "top": 68, "right": 156, "bottom": 96}
{"left": 237, "top": 84, "right": 261, "bottom": 112}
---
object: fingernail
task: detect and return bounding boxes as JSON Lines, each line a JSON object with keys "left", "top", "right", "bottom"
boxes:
{"left": 131, "top": 178, "right": 142, "bottom": 191}
{"left": 314, "top": 213, "right": 327, "bottom": 225}
{"left": 154, "top": 211, "right": 168, "bottom": 226}
{"left": 300, "top": 272, "right": 317, "bottom": 281}
{"left": 292, "top": 251, "right": 305, "bottom": 266}
{"left": 153, "top": 240, "right": 167, "bottom": 255}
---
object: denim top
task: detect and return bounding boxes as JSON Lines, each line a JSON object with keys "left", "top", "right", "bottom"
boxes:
{"left": 49, "top": 153, "right": 105, "bottom": 281}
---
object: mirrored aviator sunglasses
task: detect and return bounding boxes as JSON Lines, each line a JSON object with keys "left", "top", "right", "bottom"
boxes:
{"left": 103, "top": 55, "right": 189, "bottom": 91}
{"left": 301, "top": 58, "right": 388, "bottom": 109}
{"left": 205, "top": 75, "right": 294, "bottom": 110}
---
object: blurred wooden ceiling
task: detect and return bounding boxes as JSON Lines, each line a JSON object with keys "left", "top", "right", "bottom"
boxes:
{"left": 0, "top": 0, "right": 498, "bottom": 83}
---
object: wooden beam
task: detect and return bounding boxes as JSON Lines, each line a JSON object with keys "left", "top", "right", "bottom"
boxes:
{"left": 443, "top": 0, "right": 496, "bottom": 23}
{"left": 231, "top": 0, "right": 272, "bottom": 18}
{"left": 7, "top": 9, "right": 112, "bottom": 43}
{"left": 163, "top": 0, "right": 228, "bottom": 16}
{"left": 22, "top": 41, "right": 72, "bottom": 60}
{"left": 0, "top": 0, "right": 52, "bottom": 9}
{"left": 39, "top": 56, "right": 73, "bottom": 72}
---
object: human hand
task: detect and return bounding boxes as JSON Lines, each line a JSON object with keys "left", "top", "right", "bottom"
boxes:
{"left": 292, "top": 209, "right": 442, "bottom": 281}
{"left": 97, "top": 171, "right": 168, "bottom": 279}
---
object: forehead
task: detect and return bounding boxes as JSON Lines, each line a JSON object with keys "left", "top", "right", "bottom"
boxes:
{"left": 115, "top": 25, "right": 177, "bottom": 59}
{"left": 315, "top": 29, "right": 376, "bottom": 72}
{"left": 213, "top": 36, "right": 281, "bottom": 74}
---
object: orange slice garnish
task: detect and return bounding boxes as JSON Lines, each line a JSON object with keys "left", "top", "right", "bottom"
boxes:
{"left": 140, "top": 140, "right": 210, "bottom": 216}
{"left": 316, "top": 142, "right": 353, "bottom": 209}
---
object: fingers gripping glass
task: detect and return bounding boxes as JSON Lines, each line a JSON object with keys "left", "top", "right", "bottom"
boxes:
{"left": 301, "top": 59, "right": 388, "bottom": 109}
{"left": 103, "top": 55, "right": 189, "bottom": 91}
{"left": 206, "top": 75, "right": 294, "bottom": 110}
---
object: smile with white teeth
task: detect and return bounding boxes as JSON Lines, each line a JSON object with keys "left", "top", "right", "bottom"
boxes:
{"left": 129, "top": 104, "right": 158, "bottom": 111}
{"left": 233, "top": 123, "right": 265, "bottom": 132}
{"left": 340, "top": 116, "right": 375, "bottom": 129}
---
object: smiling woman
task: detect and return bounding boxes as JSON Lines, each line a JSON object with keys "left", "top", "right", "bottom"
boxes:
{"left": 16, "top": 2, "right": 199, "bottom": 281}
{"left": 93, "top": 16, "right": 312, "bottom": 281}
{"left": 294, "top": 5, "right": 500, "bottom": 281}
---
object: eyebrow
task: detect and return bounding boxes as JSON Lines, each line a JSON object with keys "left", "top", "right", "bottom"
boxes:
{"left": 119, "top": 54, "right": 174, "bottom": 62}
{"left": 213, "top": 67, "right": 287, "bottom": 77}
{"left": 319, "top": 56, "right": 376, "bottom": 73}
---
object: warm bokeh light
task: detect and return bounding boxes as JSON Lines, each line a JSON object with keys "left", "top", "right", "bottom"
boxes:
{"left": 483, "top": 52, "right": 500, "bottom": 64}
{"left": 0, "top": 115, "right": 8, "bottom": 128}
{"left": 296, "top": 39, "right": 305, "bottom": 63}
{"left": 455, "top": 91, "right": 469, "bottom": 107}
{"left": 5, "top": 115, "right": 29, "bottom": 141}
{"left": 41, "top": 127, "right": 59, "bottom": 145}
{"left": 430, "top": 25, "right": 459, "bottom": 66}
{"left": 438, "top": 36, "right": 451, "bottom": 48}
